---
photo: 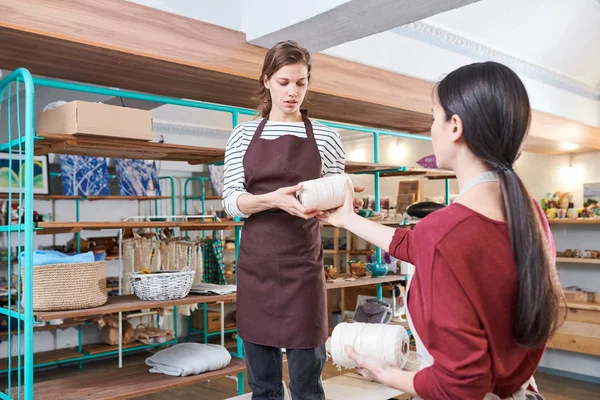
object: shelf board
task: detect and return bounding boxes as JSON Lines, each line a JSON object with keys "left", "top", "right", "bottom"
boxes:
{"left": 326, "top": 275, "right": 405, "bottom": 290}
{"left": 1, "top": 319, "right": 87, "bottom": 337}
{"left": 33, "top": 275, "right": 405, "bottom": 321}
{"left": 36, "top": 220, "right": 243, "bottom": 235}
{"left": 556, "top": 257, "right": 600, "bottom": 265}
{"left": 0, "top": 348, "right": 83, "bottom": 371}
{"left": 562, "top": 302, "right": 600, "bottom": 312}
{"left": 548, "top": 219, "right": 600, "bottom": 225}
{"left": 81, "top": 341, "right": 156, "bottom": 355}
{"left": 345, "top": 161, "right": 400, "bottom": 174}
{"left": 344, "top": 161, "right": 455, "bottom": 179}
{"left": 34, "top": 133, "right": 225, "bottom": 165}
{"left": 321, "top": 220, "right": 417, "bottom": 228}
{"left": 379, "top": 167, "right": 455, "bottom": 180}
{"left": 26, "top": 357, "right": 246, "bottom": 400}
{"left": 0, "top": 194, "right": 171, "bottom": 201}
{"left": 34, "top": 293, "right": 237, "bottom": 321}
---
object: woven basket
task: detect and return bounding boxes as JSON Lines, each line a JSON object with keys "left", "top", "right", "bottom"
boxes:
{"left": 22, "top": 261, "right": 108, "bottom": 311}
{"left": 129, "top": 269, "right": 195, "bottom": 301}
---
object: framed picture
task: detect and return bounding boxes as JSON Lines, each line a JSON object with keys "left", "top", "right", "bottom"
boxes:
{"left": 114, "top": 159, "right": 162, "bottom": 197}
{"left": 0, "top": 153, "right": 49, "bottom": 194}
{"left": 59, "top": 155, "right": 110, "bottom": 196}
{"left": 584, "top": 182, "right": 600, "bottom": 203}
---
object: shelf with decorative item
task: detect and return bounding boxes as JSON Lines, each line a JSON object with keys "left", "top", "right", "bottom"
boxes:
{"left": 20, "top": 357, "right": 247, "bottom": 400}
{"left": 34, "top": 293, "right": 237, "bottom": 322}
{"left": 548, "top": 219, "right": 600, "bottom": 225}
{"left": 35, "top": 220, "right": 243, "bottom": 235}
{"left": 556, "top": 257, "right": 600, "bottom": 265}
{"left": 34, "top": 133, "right": 225, "bottom": 165}
{"left": 0, "top": 193, "right": 172, "bottom": 201}
{"left": 345, "top": 161, "right": 455, "bottom": 180}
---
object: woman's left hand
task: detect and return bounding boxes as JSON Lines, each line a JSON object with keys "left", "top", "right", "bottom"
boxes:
{"left": 344, "top": 345, "right": 394, "bottom": 384}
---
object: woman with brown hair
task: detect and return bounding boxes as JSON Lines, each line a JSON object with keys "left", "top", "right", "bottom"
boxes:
{"left": 222, "top": 40, "right": 355, "bottom": 399}
{"left": 319, "top": 62, "right": 562, "bottom": 399}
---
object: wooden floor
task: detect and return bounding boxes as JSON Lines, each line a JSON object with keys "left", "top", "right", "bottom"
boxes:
{"left": 4, "top": 347, "right": 599, "bottom": 400}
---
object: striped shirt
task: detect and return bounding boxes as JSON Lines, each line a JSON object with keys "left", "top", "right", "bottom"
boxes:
{"left": 222, "top": 119, "right": 346, "bottom": 218}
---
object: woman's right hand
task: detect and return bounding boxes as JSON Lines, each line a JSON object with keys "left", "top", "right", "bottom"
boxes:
{"left": 317, "top": 180, "right": 357, "bottom": 229}
{"left": 269, "top": 183, "right": 320, "bottom": 220}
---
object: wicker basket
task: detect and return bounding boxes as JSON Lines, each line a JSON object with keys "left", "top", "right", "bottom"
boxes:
{"left": 22, "top": 261, "right": 108, "bottom": 311}
{"left": 129, "top": 269, "right": 195, "bottom": 301}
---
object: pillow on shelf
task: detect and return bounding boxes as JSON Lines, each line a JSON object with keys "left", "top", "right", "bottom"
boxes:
{"left": 146, "top": 342, "right": 231, "bottom": 376}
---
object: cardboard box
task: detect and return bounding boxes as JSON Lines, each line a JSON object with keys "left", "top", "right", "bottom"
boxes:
{"left": 398, "top": 180, "right": 420, "bottom": 195}
{"left": 191, "top": 308, "right": 237, "bottom": 333}
{"left": 38, "top": 101, "right": 153, "bottom": 141}
{"left": 396, "top": 193, "right": 415, "bottom": 213}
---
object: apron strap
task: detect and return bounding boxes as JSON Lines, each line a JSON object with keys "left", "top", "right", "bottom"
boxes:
{"left": 301, "top": 113, "right": 315, "bottom": 141}
{"left": 251, "top": 116, "right": 269, "bottom": 142}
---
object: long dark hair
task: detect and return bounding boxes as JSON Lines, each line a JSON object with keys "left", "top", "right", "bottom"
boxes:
{"left": 255, "top": 40, "right": 312, "bottom": 117}
{"left": 437, "top": 61, "right": 562, "bottom": 348}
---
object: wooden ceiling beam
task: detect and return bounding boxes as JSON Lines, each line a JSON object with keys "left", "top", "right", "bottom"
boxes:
{"left": 0, "top": 0, "right": 598, "bottom": 150}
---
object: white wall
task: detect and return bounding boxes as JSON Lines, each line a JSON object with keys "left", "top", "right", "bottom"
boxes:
{"left": 323, "top": 31, "right": 600, "bottom": 128}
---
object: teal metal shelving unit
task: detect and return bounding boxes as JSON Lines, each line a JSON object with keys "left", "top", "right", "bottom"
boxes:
{"left": 0, "top": 66, "right": 453, "bottom": 399}
{"left": 0, "top": 68, "right": 36, "bottom": 400}
{"left": 183, "top": 176, "right": 239, "bottom": 344}
{"left": 0, "top": 68, "right": 251, "bottom": 399}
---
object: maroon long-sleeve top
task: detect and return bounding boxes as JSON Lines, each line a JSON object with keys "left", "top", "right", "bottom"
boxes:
{"left": 389, "top": 202, "right": 555, "bottom": 399}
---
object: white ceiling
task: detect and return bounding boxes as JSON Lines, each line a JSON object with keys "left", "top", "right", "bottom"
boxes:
{"left": 394, "top": 0, "right": 600, "bottom": 99}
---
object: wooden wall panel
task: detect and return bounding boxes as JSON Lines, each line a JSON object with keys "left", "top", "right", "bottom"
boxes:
{"left": 0, "top": 0, "right": 598, "bottom": 149}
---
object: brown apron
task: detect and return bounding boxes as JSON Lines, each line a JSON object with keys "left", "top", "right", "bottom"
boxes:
{"left": 236, "top": 113, "right": 328, "bottom": 349}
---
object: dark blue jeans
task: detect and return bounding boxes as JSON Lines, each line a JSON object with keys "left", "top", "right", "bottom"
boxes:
{"left": 243, "top": 341, "right": 326, "bottom": 400}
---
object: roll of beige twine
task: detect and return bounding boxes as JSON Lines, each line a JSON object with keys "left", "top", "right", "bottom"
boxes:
{"left": 297, "top": 174, "right": 353, "bottom": 211}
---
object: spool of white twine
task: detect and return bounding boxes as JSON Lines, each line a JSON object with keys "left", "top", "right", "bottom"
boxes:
{"left": 328, "top": 322, "right": 410, "bottom": 370}
{"left": 297, "top": 174, "right": 353, "bottom": 211}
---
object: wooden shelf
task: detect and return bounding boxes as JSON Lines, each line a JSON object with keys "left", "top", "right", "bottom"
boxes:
{"left": 25, "top": 357, "right": 246, "bottom": 400}
{"left": 82, "top": 342, "right": 155, "bottom": 355}
{"left": 345, "top": 161, "right": 401, "bottom": 174}
{"left": 0, "top": 194, "right": 171, "bottom": 201}
{"left": 321, "top": 220, "right": 417, "bottom": 228}
{"left": 379, "top": 167, "right": 455, "bottom": 180}
{"left": 326, "top": 275, "right": 405, "bottom": 290}
{"left": 0, "top": 348, "right": 83, "bottom": 370}
{"left": 34, "top": 133, "right": 225, "bottom": 165}
{"left": 33, "top": 275, "right": 404, "bottom": 321}
{"left": 1, "top": 319, "right": 86, "bottom": 337}
{"left": 36, "top": 220, "right": 243, "bottom": 235}
{"left": 34, "top": 293, "right": 237, "bottom": 321}
{"left": 548, "top": 219, "right": 600, "bottom": 225}
{"left": 344, "top": 161, "right": 455, "bottom": 179}
{"left": 556, "top": 257, "right": 600, "bottom": 265}
{"left": 562, "top": 302, "right": 600, "bottom": 312}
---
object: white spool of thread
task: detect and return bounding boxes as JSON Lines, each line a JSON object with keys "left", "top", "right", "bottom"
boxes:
{"left": 297, "top": 174, "right": 353, "bottom": 211}
{"left": 328, "top": 322, "right": 410, "bottom": 370}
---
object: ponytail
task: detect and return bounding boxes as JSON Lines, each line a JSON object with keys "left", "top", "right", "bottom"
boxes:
{"left": 498, "top": 169, "right": 561, "bottom": 346}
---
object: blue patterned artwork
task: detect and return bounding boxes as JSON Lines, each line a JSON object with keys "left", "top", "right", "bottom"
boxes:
{"left": 114, "top": 159, "right": 161, "bottom": 197}
{"left": 59, "top": 155, "right": 110, "bottom": 196}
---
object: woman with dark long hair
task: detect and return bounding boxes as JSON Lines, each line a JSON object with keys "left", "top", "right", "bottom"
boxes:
{"left": 222, "top": 40, "right": 360, "bottom": 399}
{"left": 319, "top": 61, "right": 562, "bottom": 399}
